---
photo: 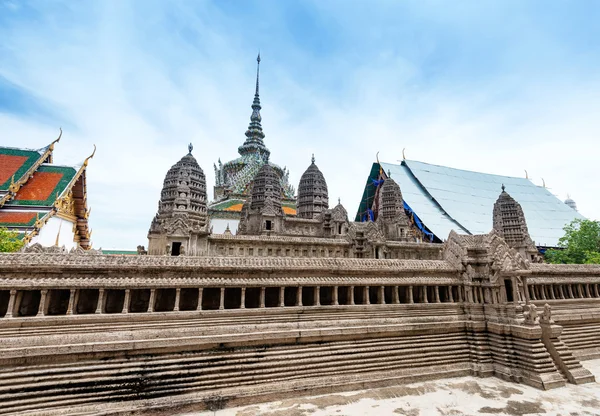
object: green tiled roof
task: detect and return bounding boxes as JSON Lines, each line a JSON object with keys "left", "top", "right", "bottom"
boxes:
{"left": 209, "top": 198, "right": 246, "bottom": 211}
{"left": 101, "top": 250, "right": 138, "bottom": 255}
{"left": 0, "top": 147, "right": 46, "bottom": 191}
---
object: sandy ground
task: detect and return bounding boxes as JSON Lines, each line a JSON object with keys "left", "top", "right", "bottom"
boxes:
{"left": 185, "top": 359, "right": 600, "bottom": 416}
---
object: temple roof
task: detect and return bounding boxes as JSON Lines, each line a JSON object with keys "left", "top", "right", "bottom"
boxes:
{"left": 0, "top": 136, "right": 93, "bottom": 248}
{"left": 356, "top": 159, "right": 585, "bottom": 247}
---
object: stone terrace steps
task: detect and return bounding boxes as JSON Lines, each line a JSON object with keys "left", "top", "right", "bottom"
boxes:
{"left": 0, "top": 331, "right": 471, "bottom": 415}
{"left": 560, "top": 322, "right": 600, "bottom": 359}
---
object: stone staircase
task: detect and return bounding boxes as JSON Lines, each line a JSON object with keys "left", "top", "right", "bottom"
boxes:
{"left": 0, "top": 331, "right": 471, "bottom": 415}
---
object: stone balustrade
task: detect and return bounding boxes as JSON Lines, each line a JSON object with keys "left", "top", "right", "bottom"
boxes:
{"left": 0, "top": 283, "right": 465, "bottom": 318}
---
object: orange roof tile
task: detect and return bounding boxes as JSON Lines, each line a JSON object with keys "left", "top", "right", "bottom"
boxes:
{"left": 0, "top": 155, "right": 28, "bottom": 185}
{"left": 0, "top": 211, "right": 37, "bottom": 225}
{"left": 283, "top": 206, "right": 296, "bottom": 215}
{"left": 14, "top": 171, "right": 63, "bottom": 201}
{"left": 224, "top": 203, "right": 244, "bottom": 212}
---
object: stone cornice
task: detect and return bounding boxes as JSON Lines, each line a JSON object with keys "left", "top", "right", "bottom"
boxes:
{"left": 0, "top": 253, "right": 459, "bottom": 273}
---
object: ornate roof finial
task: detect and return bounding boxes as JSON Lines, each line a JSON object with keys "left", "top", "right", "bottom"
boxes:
{"left": 338, "top": 197, "right": 341, "bottom": 205}
{"left": 387, "top": 169, "right": 391, "bottom": 177}
{"left": 188, "top": 143, "right": 193, "bottom": 155}
{"left": 255, "top": 52, "right": 260, "bottom": 96}
{"left": 239, "top": 53, "right": 269, "bottom": 158}
{"left": 311, "top": 153, "right": 315, "bottom": 164}
{"left": 501, "top": 184, "right": 505, "bottom": 192}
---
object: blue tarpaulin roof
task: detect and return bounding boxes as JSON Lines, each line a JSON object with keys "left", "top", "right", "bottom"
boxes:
{"left": 364, "top": 160, "right": 584, "bottom": 247}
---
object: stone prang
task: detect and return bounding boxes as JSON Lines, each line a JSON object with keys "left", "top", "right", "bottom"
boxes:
{"left": 297, "top": 155, "right": 329, "bottom": 219}
{"left": 493, "top": 185, "right": 540, "bottom": 261}
{"left": 147, "top": 145, "right": 209, "bottom": 255}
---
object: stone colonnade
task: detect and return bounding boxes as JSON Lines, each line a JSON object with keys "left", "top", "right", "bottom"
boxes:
{"left": 0, "top": 284, "right": 464, "bottom": 318}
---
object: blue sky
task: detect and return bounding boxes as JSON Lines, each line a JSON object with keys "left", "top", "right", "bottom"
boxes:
{"left": 1, "top": 0, "right": 599, "bottom": 249}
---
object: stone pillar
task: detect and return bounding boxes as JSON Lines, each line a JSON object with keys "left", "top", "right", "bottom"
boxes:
{"left": 219, "top": 288, "right": 225, "bottom": 310}
{"left": 594, "top": 284, "right": 599, "bottom": 298}
{"left": 408, "top": 286, "right": 414, "bottom": 304}
{"left": 241, "top": 287, "right": 246, "bottom": 309}
{"left": 378, "top": 286, "right": 384, "bottom": 304}
{"left": 392, "top": 286, "right": 399, "bottom": 304}
{"left": 333, "top": 286, "right": 338, "bottom": 306}
{"left": 279, "top": 287, "right": 285, "bottom": 307}
{"left": 423, "top": 286, "right": 429, "bottom": 303}
{"left": 364, "top": 286, "right": 370, "bottom": 305}
{"left": 531, "top": 285, "right": 537, "bottom": 300}
{"left": 448, "top": 286, "right": 454, "bottom": 303}
{"left": 349, "top": 286, "right": 355, "bottom": 305}
{"left": 558, "top": 285, "right": 565, "bottom": 299}
{"left": 568, "top": 284, "right": 574, "bottom": 299}
{"left": 197, "top": 288, "right": 203, "bottom": 310}
{"left": 122, "top": 289, "right": 130, "bottom": 314}
{"left": 95, "top": 289, "right": 104, "bottom": 314}
{"left": 260, "top": 287, "right": 265, "bottom": 308}
{"left": 434, "top": 286, "right": 440, "bottom": 303}
{"left": 578, "top": 284, "right": 584, "bottom": 298}
{"left": 315, "top": 286, "right": 321, "bottom": 306}
{"left": 296, "top": 287, "right": 302, "bottom": 306}
{"left": 540, "top": 285, "right": 546, "bottom": 300}
{"left": 585, "top": 284, "right": 591, "bottom": 298}
{"left": 5, "top": 290, "right": 16, "bottom": 318}
{"left": 458, "top": 286, "right": 463, "bottom": 303}
{"left": 38, "top": 289, "right": 48, "bottom": 316}
{"left": 174, "top": 288, "right": 181, "bottom": 312}
{"left": 148, "top": 289, "right": 156, "bottom": 312}
{"left": 67, "top": 289, "right": 76, "bottom": 315}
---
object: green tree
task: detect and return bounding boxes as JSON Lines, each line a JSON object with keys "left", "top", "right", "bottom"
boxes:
{"left": 0, "top": 227, "right": 24, "bottom": 253}
{"left": 545, "top": 219, "right": 600, "bottom": 264}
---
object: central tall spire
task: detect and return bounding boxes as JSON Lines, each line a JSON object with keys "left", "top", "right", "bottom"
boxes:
{"left": 238, "top": 53, "right": 270, "bottom": 159}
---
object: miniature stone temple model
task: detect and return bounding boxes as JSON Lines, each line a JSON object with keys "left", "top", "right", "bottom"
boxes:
{"left": 147, "top": 143, "right": 210, "bottom": 256}
{"left": 210, "top": 55, "right": 296, "bottom": 233}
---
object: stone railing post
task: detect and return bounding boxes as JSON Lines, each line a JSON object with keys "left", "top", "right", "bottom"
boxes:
{"left": 5, "top": 290, "right": 17, "bottom": 318}
{"left": 260, "top": 287, "right": 265, "bottom": 308}
{"left": 174, "top": 288, "right": 181, "bottom": 311}
{"left": 67, "top": 289, "right": 76, "bottom": 315}
{"left": 219, "top": 288, "right": 225, "bottom": 310}
{"left": 197, "top": 288, "right": 203, "bottom": 311}
{"left": 408, "top": 286, "right": 414, "bottom": 304}
{"left": 279, "top": 287, "right": 285, "bottom": 307}
{"left": 448, "top": 286, "right": 454, "bottom": 303}
{"left": 315, "top": 286, "right": 321, "bottom": 306}
{"left": 122, "top": 289, "right": 130, "bottom": 314}
{"left": 434, "top": 286, "right": 440, "bottom": 303}
{"left": 333, "top": 286, "right": 338, "bottom": 306}
{"left": 349, "top": 286, "right": 355, "bottom": 305}
{"left": 38, "top": 289, "right": 48, "bottom": 316}
{"left": 296, "top": 287, "right": 302, "bottom": 306}
{"left": 241, "top": 287, "right": 246, "bottom": 309}
{"left": 378, "top": 286, "right": 384, "bottom": 304}
{"left": 423, "top": 286, "right": 429, "bottom": 303}
{"left": 148, "top": 289, "right": 156, "bottom": 312}
{"left": 95, "top": 289, "right": 104, "bottom": 314}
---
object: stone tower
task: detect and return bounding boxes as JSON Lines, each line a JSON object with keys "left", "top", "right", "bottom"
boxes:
{"left": 239, "top": 161, "right": 285, "bottom": 234}
{"left": 297, "top": 155, "right": 329, "bottom": 219}
{"left": 376, "top": 178, "right": 410, "bottom": 241}
{"left": 493, "top": 185, "right": 539, "bottom": 261}
{"left": 148, "top": 144, "right": 209, "bottom": 256}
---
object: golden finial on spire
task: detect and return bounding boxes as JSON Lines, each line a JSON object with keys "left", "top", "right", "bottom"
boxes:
{"left": 49, "top": 127, "right": 62, "bottom": 151}
{"left": 83, "top": 144, "right": 96, "bottom": 167}
{"left": 402, "top": 148, "right": 406, "bottom": 160}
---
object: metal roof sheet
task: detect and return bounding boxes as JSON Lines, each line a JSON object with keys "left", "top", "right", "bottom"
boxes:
{"left": 391, "top": 160, "right": 584, "bottom": 246}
